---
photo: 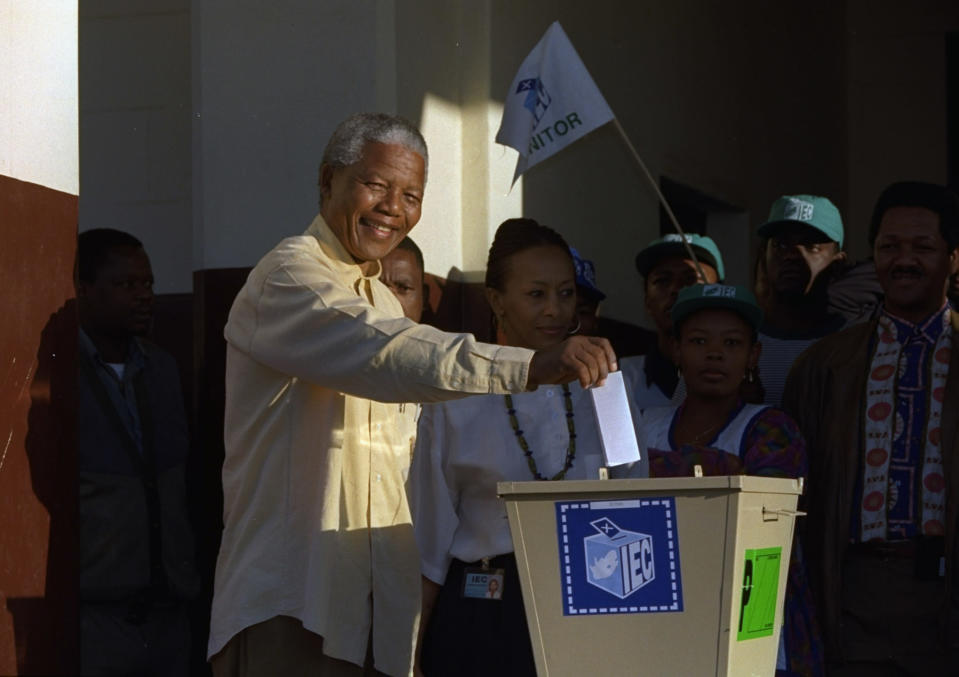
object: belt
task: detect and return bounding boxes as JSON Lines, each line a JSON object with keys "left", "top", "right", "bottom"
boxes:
{"left": 849, "top": 536, "right": 946, "bottom": 580}
{"left": 849, "top": 539, "right": 917, "bottom": 559}
{"left": 83, "top": 589, "right": 182, "bottom": 626}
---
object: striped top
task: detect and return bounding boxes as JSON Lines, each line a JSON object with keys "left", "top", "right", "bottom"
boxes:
{"left": 758, "top": 315, "right": 846, "bottom": 406}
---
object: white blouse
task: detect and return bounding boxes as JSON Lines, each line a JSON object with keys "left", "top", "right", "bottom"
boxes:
{"left": 408, "top": 383, "right": 606, "bottom": 585}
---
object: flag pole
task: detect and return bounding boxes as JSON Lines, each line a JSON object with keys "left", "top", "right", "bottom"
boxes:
{"left": 611, "top": 117, "right": 707, "bottom": 281}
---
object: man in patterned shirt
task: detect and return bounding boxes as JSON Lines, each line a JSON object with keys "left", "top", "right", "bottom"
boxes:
{"left": 784, "top": 181, "right": 959, "bottom": 674}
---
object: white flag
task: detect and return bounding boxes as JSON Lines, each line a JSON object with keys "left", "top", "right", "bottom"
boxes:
{"left": 495, "top": 21, "right": 615, "bottom": 181}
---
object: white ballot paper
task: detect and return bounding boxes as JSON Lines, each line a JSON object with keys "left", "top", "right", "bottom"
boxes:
{"left": 589, "top": 370, "right": 642, "bottom": 467}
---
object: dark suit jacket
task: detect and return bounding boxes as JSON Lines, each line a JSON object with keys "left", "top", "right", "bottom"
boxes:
{"left": 783, "top": 315, "right": 959, "bottom": 660}
{"left": 78, "top": 336, "right": 199, "bottom": 601}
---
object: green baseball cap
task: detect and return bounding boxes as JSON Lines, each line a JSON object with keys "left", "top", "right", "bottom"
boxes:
{"left": 757, "top": 195, "right": 844, "bottom": 248}
{"left": 634, "top": 233, "right": 725, "bottom": 282}
{"left": 670, "top": 284, "right": 763, "bottom": 331}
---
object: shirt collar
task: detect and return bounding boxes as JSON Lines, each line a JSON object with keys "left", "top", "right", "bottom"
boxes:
{"left": 879, "top": 303, "right": 951, "bottom": 345}
{"left": 306, "top": 212, "right": 383, "bottom": 280}
{"left": 79, "top": 327, "right": 146, "bottom": 371}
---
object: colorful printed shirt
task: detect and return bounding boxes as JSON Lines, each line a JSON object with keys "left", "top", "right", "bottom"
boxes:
{"left": 851, "top": 304, "right": 951, "bottom": 542}
{"left": 645, "top": 404, "right": 807, "bottom": 480}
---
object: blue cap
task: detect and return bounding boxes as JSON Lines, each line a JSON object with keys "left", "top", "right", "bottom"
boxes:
{"left": 570, "top": 247, "right": 606, "bottom": 302}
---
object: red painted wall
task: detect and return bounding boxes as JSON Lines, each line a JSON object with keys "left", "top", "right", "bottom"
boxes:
{"left": 0, "top": 174, "right": 78, "bottom": 675}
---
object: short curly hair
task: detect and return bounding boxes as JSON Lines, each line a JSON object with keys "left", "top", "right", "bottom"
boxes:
{"left": 77, "top": 228, "right": 144, "bottom": 283}
{"left": 868, "top": 181, "right": 959, "bottom": 250}
{"left": 319, "top": 113, "right": 428, "bottom": 207}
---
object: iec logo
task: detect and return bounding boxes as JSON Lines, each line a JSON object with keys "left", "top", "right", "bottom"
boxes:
{"left": 555, "top": 498, "right": 683, "bottom": 616}
{"left": 584, "top": 518, "right": 654, "bottom": 599}
{"left": 516, "top": 77, "right": 552, "bottom": 125}
{"left": 702, "top": 284, "right": 736, "bottom": 298}
{"left": 783, "top": 197, "right": 815, "bottom": 222}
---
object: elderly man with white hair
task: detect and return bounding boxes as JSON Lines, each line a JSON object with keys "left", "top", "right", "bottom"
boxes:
{"left": 208, "top": 113, "right": 616, "bottom": 676}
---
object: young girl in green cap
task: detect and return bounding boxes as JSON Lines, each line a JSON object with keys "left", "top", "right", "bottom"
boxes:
{"left": 620, "top": 283, "right": 823, "bottom": 677}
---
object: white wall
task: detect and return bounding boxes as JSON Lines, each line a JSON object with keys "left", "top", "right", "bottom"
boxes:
{"left": 488, "top": 0, "right": 848, "bottom": 326}
{"left": 845, "top": 0, "right": 959, "bottom": 261}
{"left": 193, "top": 0, "right": 392, "bottom": 273}
{"left": 79, "top": 0, "right": 191, "bottom": 292}
{"left": 1, "top": 0, "right": 78, "bottom": 194}
{"left": 397, "top": 1, "right": 522, "bottom": 281}
{"left": 76, "top": 0, "right": 959, "bottom": 321}
{"left": 193, "top": 0, "right": 522, "bottom": 284}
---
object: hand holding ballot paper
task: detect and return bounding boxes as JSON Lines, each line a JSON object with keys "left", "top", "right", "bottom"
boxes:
{"left": 527, "top": 334, "right": 618, "bottom": 390}
{"left": 588, "top": 370, "right": 644, "bottom": 469}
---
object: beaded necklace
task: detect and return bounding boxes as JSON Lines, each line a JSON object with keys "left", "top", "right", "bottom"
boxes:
{"left": 504, "top": 384, "right": 576, "bottom": 481}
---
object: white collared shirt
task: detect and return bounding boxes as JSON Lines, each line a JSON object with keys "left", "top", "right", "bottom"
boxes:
{"left": 408, "top": 384, "right": 605, "bottom": 584}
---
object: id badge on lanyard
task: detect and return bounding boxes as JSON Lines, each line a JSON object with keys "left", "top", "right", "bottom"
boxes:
{"left": 462, "top": 557, "right": 505, "bottom": 600}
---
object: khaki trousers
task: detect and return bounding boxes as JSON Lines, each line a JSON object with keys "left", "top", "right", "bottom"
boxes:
{"left": 211, "top": 615, "right": 387, "bottom": 677}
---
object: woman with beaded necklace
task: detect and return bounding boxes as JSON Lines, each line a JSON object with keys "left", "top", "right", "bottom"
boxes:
{"left": 408, "top": 219, "right": 610, "bottom": 677}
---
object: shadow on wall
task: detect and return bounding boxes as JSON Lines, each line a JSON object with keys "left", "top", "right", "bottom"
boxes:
{"left": 424, "top": 269, "right": 495, "bottom": 342}
{"left": 9, "top": 301, "right": 79, "bottom": 675}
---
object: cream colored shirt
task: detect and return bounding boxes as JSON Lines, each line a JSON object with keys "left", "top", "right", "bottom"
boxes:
{"left": 208, "top": 214, "right": 532, "bottom": 676}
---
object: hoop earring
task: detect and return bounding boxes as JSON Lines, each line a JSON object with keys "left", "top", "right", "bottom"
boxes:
{"left": 745, "top": 368, "right": 756, "bottom": 384}
{"left": 568, "top": 319, "right": 582, "bottom": 336}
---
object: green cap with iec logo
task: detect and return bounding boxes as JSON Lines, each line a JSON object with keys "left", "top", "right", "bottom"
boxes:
{"left": 757, "top": 195, "right": 844, "bottom": 249}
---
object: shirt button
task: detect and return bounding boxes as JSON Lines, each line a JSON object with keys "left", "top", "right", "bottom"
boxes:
{"left": 376, "top": 473, "right": 382, "bottom": 482}
{"left": 376, "top": 423, "right": 382, "bottom": 431}
{"left": 546, "top": 389, "right": 554, "bottom": 398}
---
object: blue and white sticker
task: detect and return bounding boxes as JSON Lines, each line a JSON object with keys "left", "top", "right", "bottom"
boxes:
{"left": 555, "top": 497, "right": 683, "bottom": 615}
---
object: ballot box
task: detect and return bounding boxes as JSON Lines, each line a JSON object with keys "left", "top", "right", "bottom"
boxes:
{"left": 498, "top": 476, "right": 803, "bottom": 677}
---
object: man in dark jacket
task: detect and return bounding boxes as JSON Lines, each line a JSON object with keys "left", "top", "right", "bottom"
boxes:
{"left": 784, "top": 182, "right": 959, "bottom": 674}
{"left": 77, "top": 228, "right": 199, "bottom": 676}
